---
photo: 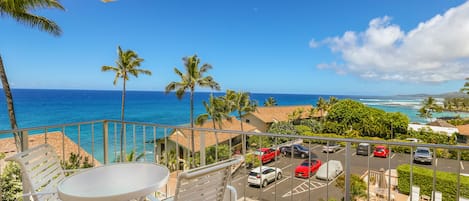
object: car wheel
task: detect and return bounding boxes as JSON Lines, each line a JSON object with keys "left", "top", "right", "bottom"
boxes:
{"left": 277, "top": 172, "right": 282, "bottom": 180}
{"left": 301, "top": 153, "right": 306, "bottom": 158}
{"left": 262, "top": 180, "right": 268, "bottom": 188}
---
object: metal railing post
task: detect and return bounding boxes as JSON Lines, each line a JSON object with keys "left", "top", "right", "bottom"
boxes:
{"left": 21, "top": 131, "right": 29, "bottom": 151}
{"left": 200, "top": 132, "right": 206, "bottom": 166}
{"left": 103, "top": 120, "right": 109, "bottom": 165}
{"left": 345, "top": 141, "right": 351, "bottom": 201}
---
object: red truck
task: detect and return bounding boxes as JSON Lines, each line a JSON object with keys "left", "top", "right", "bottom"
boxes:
{"left": 254, "top": 148, "right": 280, "bottom": 164}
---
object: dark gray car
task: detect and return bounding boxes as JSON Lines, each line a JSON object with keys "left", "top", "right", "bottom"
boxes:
{"left": 413, "top": 147, "right": 433, "bottom": 165}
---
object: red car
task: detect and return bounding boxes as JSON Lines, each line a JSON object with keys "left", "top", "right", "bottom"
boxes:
{"left": 373, "top": 145, "right": 390, "bottom": 158}
{"left": 294, "top": 159, "right": 322, "bottom": 178}
{"left": 254, "top": 148, "right": 280, "bottom": 164}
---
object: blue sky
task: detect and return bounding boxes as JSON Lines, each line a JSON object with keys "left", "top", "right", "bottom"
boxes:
{"left": 1, "top": 0, "right": 469, "bottom": 96}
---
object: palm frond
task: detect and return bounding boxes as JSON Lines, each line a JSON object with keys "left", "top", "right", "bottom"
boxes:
{"left": 10, "top": 11, "right": 61, "bottom": 36}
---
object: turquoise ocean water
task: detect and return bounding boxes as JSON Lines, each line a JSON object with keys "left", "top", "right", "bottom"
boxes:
{"left": 1, "top": 89, "right": 467, "bottom": 131}
{"left": 2, "top": 89, "right": 468, "bottom": 162}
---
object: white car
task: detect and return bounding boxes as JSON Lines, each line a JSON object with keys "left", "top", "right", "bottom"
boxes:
{"left": 322, "top": 142, "right": 341, "bottom": 153}
{"left": 248, "top": 166, "right": 283, "bottom": 187}
{"left": 315, "top": 160, "right": 343, "bottom": 181}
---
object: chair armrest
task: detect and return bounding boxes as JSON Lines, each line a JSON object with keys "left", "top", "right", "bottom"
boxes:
{"left": 224, "top": 185, "right": 237, "bottom": 201}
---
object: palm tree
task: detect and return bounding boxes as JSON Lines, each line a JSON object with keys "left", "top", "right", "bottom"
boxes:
{"left": 165, "top": 55, "right": 220, "bottom": 159}
{"left": 460, "top": 77, "right": 469, "bottom": 94}
{"left": 225, "top": 90, "right": 257, "bottom": 155}
{"left": 0, "top": 0, "right": 64, "bottom": 151}
{"left": 263, "top": 97, "right": 278, "bottom": 106}
{"left": 195, "top": 94, "right": 230, "bottom": 150}
{"left": 102, "top": 46, "right": 152, "bottom": 161}
{"left": 316, "top": 97, "right": 328, "bottom": 120}
{"left": 418, "top": 96, "right": 443, "bottom": 121}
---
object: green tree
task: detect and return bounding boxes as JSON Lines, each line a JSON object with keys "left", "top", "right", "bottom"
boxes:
{"left": 316, "top": 97, "right": 328, "bottom": 120}
{"left": 196, "top": 94, "right": 230, "bottom": 157}
{"left": 0, "top": 162, "right": 22, "bottom": 201}
{"left": 165, "top": 55, "right": 220, "bottom": 159}
{"left": 102, "top": 46, "right": 152, "bottom": 160}
{"left": 335, "top": 174, "right": 367, "bottom": 201}
{"left": 224, "top": 90, "right": 257, "bottom": 155}
{"left": 0, "top": 0, "right": 64, "bottom": 151}
{"left": 418, "top": 96, "right": 443, "bottom": 121}
{"left": 263, "top": 97, "right": 278, "bottom": 106}
{"left": 460, "top": 77, "right": 469, "bottom": 94}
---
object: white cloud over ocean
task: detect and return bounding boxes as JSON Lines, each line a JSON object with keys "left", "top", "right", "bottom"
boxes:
{"left": 314, "top": 1, "right": 469, "bottom": 83}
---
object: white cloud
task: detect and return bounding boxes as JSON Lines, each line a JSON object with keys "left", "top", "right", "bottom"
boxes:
{"left": 309, "top": 38, "right": 319, "bottom": 48}
{"left": 316, "top": 1, "right": 469, "bottom": 82}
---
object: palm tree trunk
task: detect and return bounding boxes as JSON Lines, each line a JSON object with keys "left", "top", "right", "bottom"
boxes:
{"left": 190, "top": 87, "right": 195, "bottom": 166}
{"left": 239, "top": 111, "right": 246, "bottom": 156}
{"left": 0, "top": 55, "right": 21, "bottom": 151}
{"left": 120, "top": 77, "right": 126, "bottom": 161}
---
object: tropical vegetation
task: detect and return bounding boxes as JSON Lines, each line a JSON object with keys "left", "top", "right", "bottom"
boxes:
{"left": 263, "top": 97, "right": 278, "bottom": 106}
{"left": 418, "top": 96, "right": 443, "bottom": 120}
{"left": 0, "top": 0, "right": 65, "bottom": 151}
{"left": 335, "top": 174, "right": 367, "bottom": 201}
{"left": 102, "top": 46, "right": 152, "bottom": 161}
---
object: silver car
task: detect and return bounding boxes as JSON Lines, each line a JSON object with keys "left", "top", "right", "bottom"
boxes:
{"left": 322, "top": 142, "right": 341, "bottom": 153}
{"left": 413, "top": 147, "right": 433, "bottom": 165}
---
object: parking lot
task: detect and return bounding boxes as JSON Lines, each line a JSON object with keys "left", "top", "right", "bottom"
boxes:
{"left": 231, "top": 143, "right": 469, "bottom": 201}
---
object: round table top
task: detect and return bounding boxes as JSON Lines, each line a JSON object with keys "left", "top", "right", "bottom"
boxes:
{"left": 58, "top": 163, "right": 169, "bottom": 201}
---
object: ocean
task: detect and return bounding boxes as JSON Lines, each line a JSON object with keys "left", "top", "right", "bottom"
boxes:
{"left": 0, "top": 89, "right": 467, "bottom": 131}
{"left": 2, "top": 89, "right": 468, "bottom": 162}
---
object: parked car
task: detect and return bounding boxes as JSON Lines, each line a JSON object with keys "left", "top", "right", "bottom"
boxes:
{"left": 294, "top": 159, "right": 322, "bottom": 178}
{"left": 322, "top": 142, "right": 341, "bottom": 153}
{"left": 316, "top": 160, "right": 343, "bottom": 180}
{"left": 254, "top": 148, "right": 280, "bottom": 164}
{"left": 356, "top": 143, "right": 372, "bottom": 156}
{"left": 413, "top": 147, "right": 433, "bottom": 165}
{"left": 280, "top": 144, "right": 311, "bottom": 158}
{"left": 405, "top": 138, "right": 422, "bottom": 143}
{"left": 373, "top": 145, "right": 390, "bottom": 158}
{"left": 248, "top": 166, "right": 283, "bottom": 187}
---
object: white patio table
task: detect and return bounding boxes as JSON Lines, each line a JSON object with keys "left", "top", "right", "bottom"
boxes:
{"left": 58, "top": 163, "right": 169, "bottom": 201}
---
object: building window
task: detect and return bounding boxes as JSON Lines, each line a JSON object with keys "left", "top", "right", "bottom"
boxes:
{"left": 245, "top": 119, "right": 250, "bottom": 123}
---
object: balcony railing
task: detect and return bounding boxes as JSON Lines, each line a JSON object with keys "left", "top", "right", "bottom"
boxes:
{"left": 1, "top": 119, "right": 469, "bottom": 201}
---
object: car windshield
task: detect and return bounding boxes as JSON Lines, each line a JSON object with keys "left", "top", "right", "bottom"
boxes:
{"left": 249, "top": 172, "right": 259, "bottom": 177}
{"left": 297, "top": 145, "right": 308, "bottom": 151}
{"left": 254, "top": 151, "right": 264, "bottom": 156}
{"left": 376, "top": 148, "right": 384, "bottom": 152}
{"left": 301, "top": 161, "right": 314, "bottom": 166}
{"left": 416, "top": 149, "right": 429, "bottom": 154}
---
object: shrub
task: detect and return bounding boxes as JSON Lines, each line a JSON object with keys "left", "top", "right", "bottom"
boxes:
{"left": 0, "top": 162, "right": 22, "bottom": 201}
{"left": 397, "top": 164, "right": 469, "bottom": 200}
{"left": 245, "top": 153, "right": 261, "bottom": 169}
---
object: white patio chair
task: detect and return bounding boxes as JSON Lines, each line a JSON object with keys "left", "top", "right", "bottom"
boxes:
{"left": 5, "top": 144, "right": 71, "bottom": 201}
{"left": 154, "top": 157, "right": 241, "bottom": 201}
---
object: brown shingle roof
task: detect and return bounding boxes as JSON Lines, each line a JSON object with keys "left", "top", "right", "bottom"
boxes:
{"left": 428, "top": 119, "right": 456, "bottom": 128}
{"left": 0, "top": 131, "right": 99, "bottom": 165}
{"left": 169, "top": 118, "right": 257, "bottom": 152}
{"left": 247, "top": 105, "right": 317, "bottom": 123}
{"left": 457, "top": 124, "right": 469, "bottom": 136}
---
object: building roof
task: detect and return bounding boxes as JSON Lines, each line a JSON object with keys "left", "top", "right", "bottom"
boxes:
{"left": 408, "top": 123, "right": 459, "bottom": 137}
{"left": 246, "top": 105, "right": 318, "bottom": 123}
{"left": 456, "top": 124, "right": 469, "bottom": 136}
{"left": 169, "top": 118, "right": 258, "bottom": 152}
{"left": 427, "top": 119, "right": 456, "bottom": 128}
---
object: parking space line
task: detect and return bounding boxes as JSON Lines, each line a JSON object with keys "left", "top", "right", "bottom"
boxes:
{"left": 281, "top": 164, "right": 292, "bottom": 170}
{"left": 262, "top": 177, "right": 290, "bottom": 192}
{"left": 335, "top": 148, "right": 345, "bottom": 154}
{"left": 369, "top": 154, "right": 374, "bottom": 158}
{"left": 391, "top": 154, "right": 396, "bottom": 159}
{"left": 352, "top": 152, "right": 356, "bottom": 156}
{"left": 311, "top": 145, "right": 321, "bottom": 150}
{"left": 233, "top": 175, "right": 246, "bottom": 183}
{"left": 461, "top": 161, "right": 465, "bottom": 170}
